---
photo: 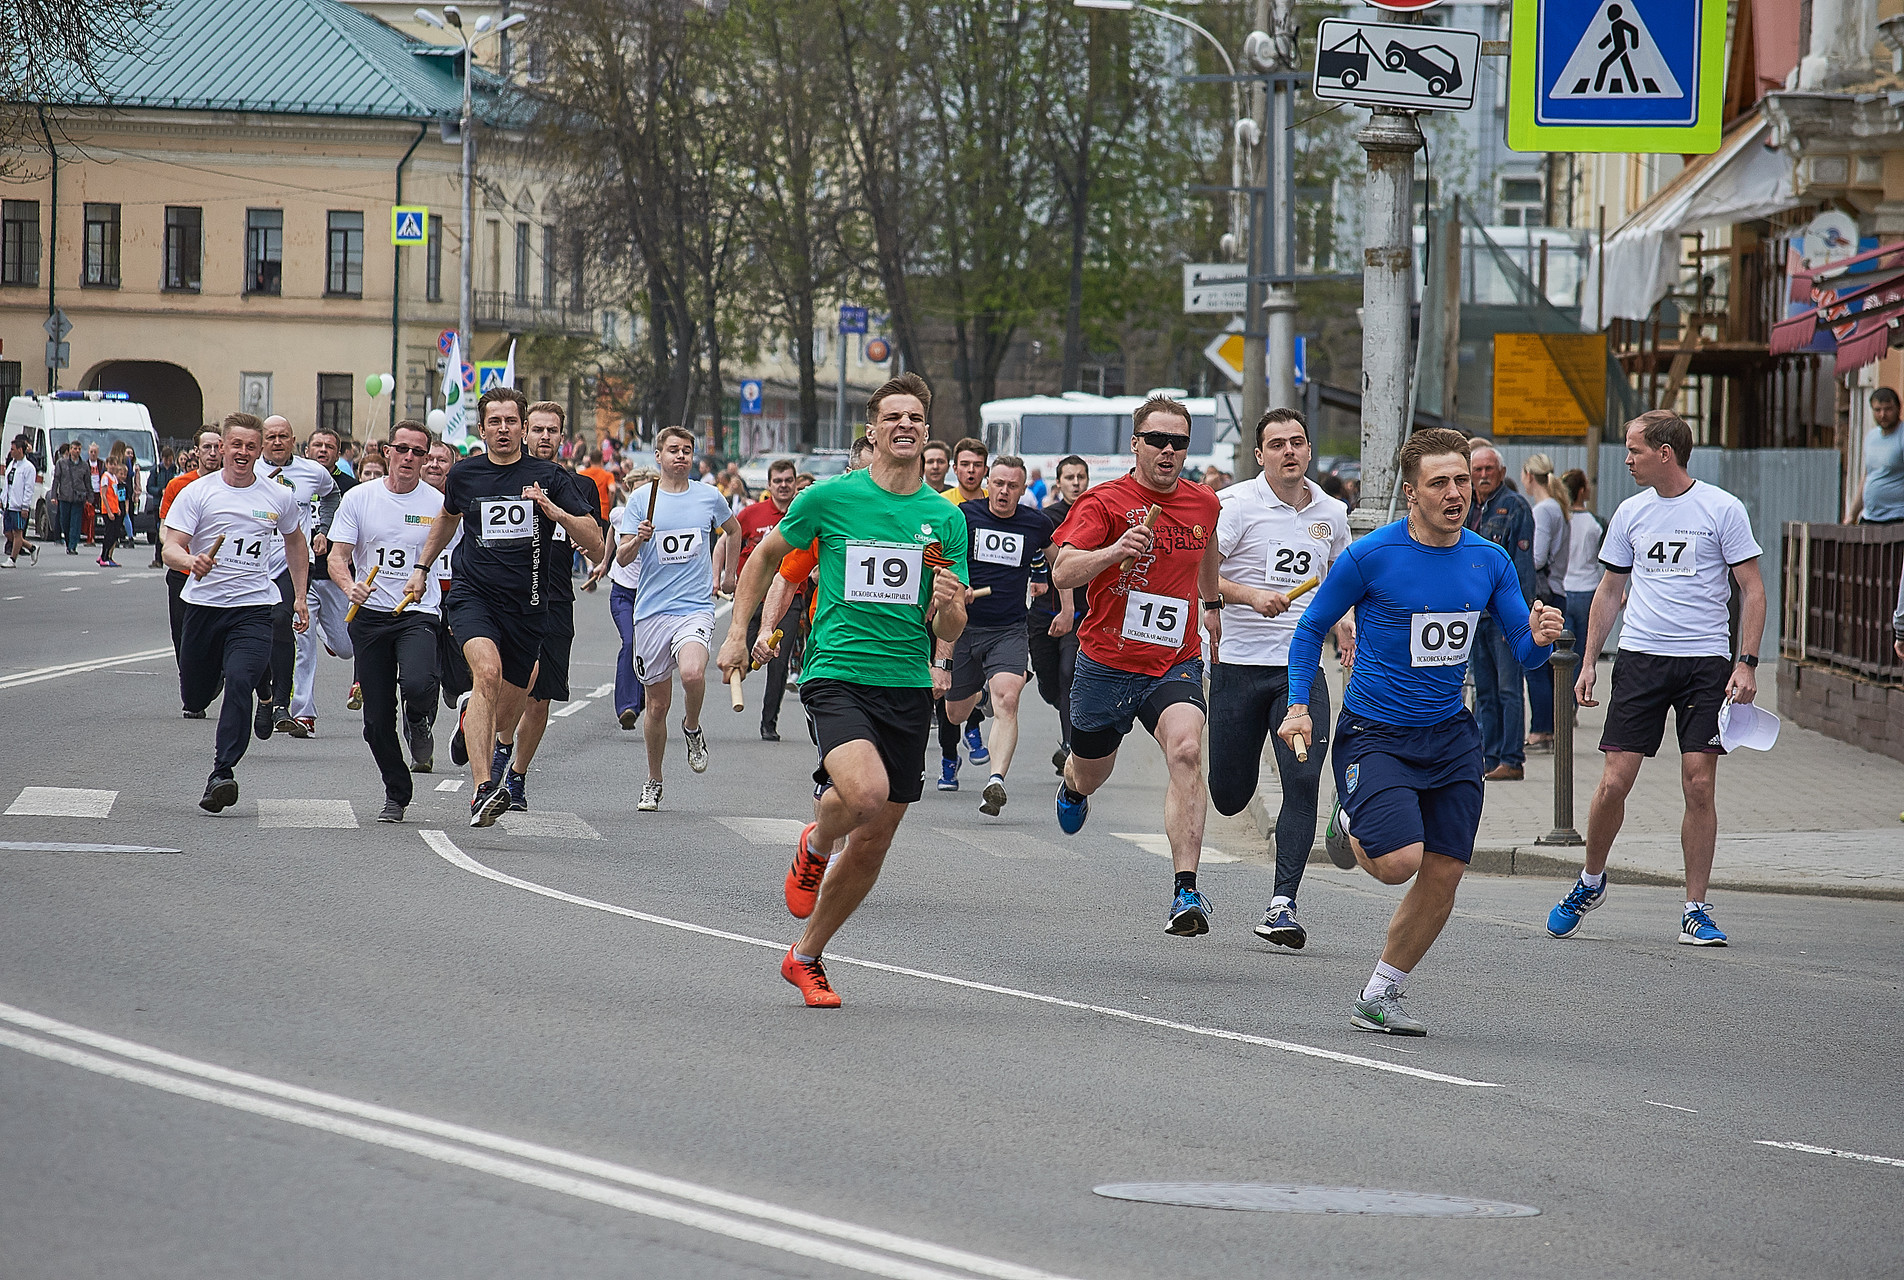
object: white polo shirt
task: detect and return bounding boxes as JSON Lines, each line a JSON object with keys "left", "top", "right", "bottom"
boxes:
{"left": 257, "top": 456, "right": 336, "bottom": 579}
{"left": 1601, "top": 480, "right": 1760, "bottom": 657}
{"left": 329, "top": 478, "right": 446, "bottom": 616}
{"left": 166, "top": 471, "right": 304, "bottom": 609}
{"left": 1214, "top": 474, "right": 1351, "bottom": 666}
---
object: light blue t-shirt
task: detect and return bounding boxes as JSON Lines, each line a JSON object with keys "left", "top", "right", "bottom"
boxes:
{"left": 1863, "top": 425, "right": 1904, "bottom": 522}
{"left": 620, "top": 481, "right": 735, "bottom": 621}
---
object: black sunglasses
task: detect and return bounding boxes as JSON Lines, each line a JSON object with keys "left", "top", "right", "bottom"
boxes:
{"left": 1138, "top": 431, "right": 1191, "bottom": 452}
{"left": 389, "top": 443, "right": 430, "bottom": 457}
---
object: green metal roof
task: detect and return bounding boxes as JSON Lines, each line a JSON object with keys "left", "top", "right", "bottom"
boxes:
{"left": 23, "top": 0, "right": 518, "bottom": 123}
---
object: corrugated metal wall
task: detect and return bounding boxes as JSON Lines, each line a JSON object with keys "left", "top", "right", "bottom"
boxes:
{"left": 1472, "top": 445, "right": 1843, "bottom": 654}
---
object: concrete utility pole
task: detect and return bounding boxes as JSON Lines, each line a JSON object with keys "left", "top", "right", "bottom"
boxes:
{"left": 1350, "top": 109, "right": 1421, "bottom": 536}
{"left": 1237, "top": 0, "right": 1272, "bottom": 480}
{"left": 1263, "top": 0, "right": 1298, "bottom": 428}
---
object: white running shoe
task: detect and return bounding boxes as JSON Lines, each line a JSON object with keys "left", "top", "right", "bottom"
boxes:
{"left": 637, "top": 780, "right": 663, "bottom": 812}
{"left": 684, "top": 727, "right": 709, "bottom": 773}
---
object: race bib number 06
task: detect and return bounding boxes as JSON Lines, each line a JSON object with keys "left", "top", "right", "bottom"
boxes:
{"left": 972, "top": 529, "right": 1024, "bottom": 568}
{"left": 843, "top": 542, "right": 922, "bottom": 604}
{"left": 1122, "top": 590, "right": 1188, "bottom": 648}
{"left": 480, "top": 498, "right": 534, "bottom": 542}
{"left": 653, "top": 528, "right": 701, "bottom": 564}
{"left": 1410, "top": 611, "right": 1478, "bottom": 667}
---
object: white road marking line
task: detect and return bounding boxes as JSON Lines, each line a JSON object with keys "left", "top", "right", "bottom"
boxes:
{"left": 0, "top": 1005, "right": 1076, "bottom": 1280}
{"left": 436, "top": 779, "right": 465, "bottom": 792}
{"left": 5, "top": 786, "right": 117, "bottom": 818}
{"left": 256, "top": 799, "right": 358, "bottom": 829}
{"left": 1110, "top": 832, "right": 1240, "bottom": 865}
{"left": 0, "top": 646, "right": 174, "bottom": 691}
{"left": 112, "top": 577, "right": 136, "bottom": 584}
{"left": 60, "top": 586, "right": 82, "bottom": 592}
{"left": 1756, "top": 1140, "right": 1904, "bottom": 1169}
{"left": 4, "top": 595, "right": 20, "bottom": 600}
{"left": 1645, "top": 1101, "right": 1697, "bottom": 1114}
{"left": 934, "top": 828, "right": 1081, "bottom": 861}
{"left": 715, "top": 816, "right": 809, "bottom": 845}
{"left": 423, "top": 832, "right": 1500, "bottom": 1089}
{"left": 40, "top": 570, "right": 101, "bottom": 577}
{"left": 0, "top": 842, "right": 180, "bottom": 853}
{"left": 588, "top": 683, "right": 614, "bottom": 698}
{"left": 496, "top": 811, "right": 600, "bottom": 840}
{"left": 550, "top": 699, "right": 591, "bottom": 718}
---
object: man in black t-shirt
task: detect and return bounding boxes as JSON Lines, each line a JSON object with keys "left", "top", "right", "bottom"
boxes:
{"left": 1028, "top": 455, "right": 1088, "bottom": 773}
{"left": 405, "top": 387, "right": 598, "bottom": 826}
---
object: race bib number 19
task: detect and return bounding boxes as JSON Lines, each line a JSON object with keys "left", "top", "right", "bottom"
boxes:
{"left": 1410, "top": 611, "right": 1478, "bottom": 667}
{"left": 480, "top": 498, "right": 534, "bottom": 542}
{"left": 1122, "top": 590, "right": 1188, "bottom": 648}
{"left": 843, "top": 542, "right": 922, "bottom": 604}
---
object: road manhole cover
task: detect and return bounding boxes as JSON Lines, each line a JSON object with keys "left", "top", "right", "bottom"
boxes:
{"left": 1093, "top": 1182, "right": 1539, "bottom": 1217}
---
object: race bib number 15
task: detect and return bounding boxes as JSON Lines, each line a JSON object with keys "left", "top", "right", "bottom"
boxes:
{"left": 1410, "top": 611, "right": 1478, "bottom": 667}
{"left": 843, "top": 542, "right": 922, "bottom": 604}
{"left": 480, "top": 498, "right": 534, "bottom": 542}
{"left": 1122, "top": 590, "right": 1188, "bottom": 647}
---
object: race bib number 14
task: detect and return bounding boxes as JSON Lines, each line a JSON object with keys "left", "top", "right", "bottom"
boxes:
{"left": 843, "top": 542, "right": 923, "bottom": 604}
{"left": 1410, "top": 611, "right": 1478, "bottom": 667}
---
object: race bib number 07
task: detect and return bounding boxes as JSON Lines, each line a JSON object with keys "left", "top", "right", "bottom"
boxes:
{"left": 653, "top": 528, "right": 700, "bottom": 564}
{"left": 480, "top": 498, "right": 534, "bottom": 542}
{"left": 1122, "top": 590, "right": 1188, "bottom": 648}
{"left": 843, "top": 542, "right": 922, "bottom": 604}
{"left": 972, "top": 529, "right": 1024, "bottom": 568}
{"left": 1410, "top": 611, "right": 1478, "bottom": 667}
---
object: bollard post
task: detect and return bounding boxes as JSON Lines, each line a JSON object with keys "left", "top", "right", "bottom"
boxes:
{"left": 1536, "top": 629, "right": 1585, "bottom": 846}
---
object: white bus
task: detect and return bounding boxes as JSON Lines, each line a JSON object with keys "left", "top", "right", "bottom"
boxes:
{"left": 977, "top": 391, "right": 1242, "bottom": 489}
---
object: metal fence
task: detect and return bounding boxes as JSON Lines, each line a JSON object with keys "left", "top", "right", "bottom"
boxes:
{"left": 1486, "top": 444, "right": 1841, "bottom": 656}
{"left": 1782, "top": 522, "right": 1904, "bottom": 683}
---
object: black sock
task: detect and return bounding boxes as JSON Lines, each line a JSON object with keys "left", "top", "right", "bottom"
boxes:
{"left": 1060, "top": 783, "right": 1085, "bottom": 803}
{"left": 1175, "top": 871, "right": 1198, "bottom": 893}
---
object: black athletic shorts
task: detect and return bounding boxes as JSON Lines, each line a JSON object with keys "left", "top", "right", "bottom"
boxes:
{"left": 531, "top": 597, "right": 575, "bottom": 703}
{"left": 802, "top": 677, "right": 933, "bottom": 805}
{"left": 1600, "top": 651, "right": 1731, "bottom": 757}
{"left": 444, "top": 590, "right": 548, "bottom": 690}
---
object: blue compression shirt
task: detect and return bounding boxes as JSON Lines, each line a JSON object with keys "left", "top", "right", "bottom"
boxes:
{"left": 1287, "top": 520, "right": 1552, "bottom": 726}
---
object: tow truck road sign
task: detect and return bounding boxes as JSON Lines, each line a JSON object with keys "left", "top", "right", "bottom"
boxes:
{"left": 1312, "top": 19, "right": 1479, "bottom": 112}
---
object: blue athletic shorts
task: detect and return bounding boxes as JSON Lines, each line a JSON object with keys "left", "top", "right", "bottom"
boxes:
{"left": 1068, "top": 653, "right": 1206, "bottom": 760}
{"left": 1331, "top": 708, "right": 1485, "bottom": 863}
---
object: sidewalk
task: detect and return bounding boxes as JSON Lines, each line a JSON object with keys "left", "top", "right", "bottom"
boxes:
{"left": 1230, "top": 658, "right": 1904, "bottom": 901}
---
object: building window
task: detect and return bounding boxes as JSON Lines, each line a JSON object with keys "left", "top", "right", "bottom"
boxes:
{"left": 164, "top": 207, "right": 202, "bottom": 292}
{"left": 1499, "top": 177, "right": 1545, "bottom": 227}
{"left": 542, "top": 225, "right": 556, "bottom": 306}
{"left": 514, "top": 221, "right": 531, "bottom": 305}
{"left": 246, "top": 208, "right": 283, "bottom": 295}
{"left": 83, "top": 203, "right": 120, "bottom": 288}
{"left": 0, "top": 360, "right": 20, "bottom": 404}
{"left": 601, "top": 310, "right": 618, "bottom": 348}
{"left": 326, "top": 210, "right": 364, "bottom": 296}
{"left": 570, "top": 229, "right": 585, "bottom": 305}
{"left": 2, "top": 201, "right": 40, "bottom": 287}
{"left": 317, "top": 373, "right": 353, "bottom": 436}
{"left": 426, "top": 214, "right": 443, "bottom": 302}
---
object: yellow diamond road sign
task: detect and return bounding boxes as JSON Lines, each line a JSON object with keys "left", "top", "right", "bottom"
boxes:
{"left": 391, "top": 206, "right": 429, "bottom": 247}
{"left": 1204, "top": 321, "right": 1245, "bottom": 386}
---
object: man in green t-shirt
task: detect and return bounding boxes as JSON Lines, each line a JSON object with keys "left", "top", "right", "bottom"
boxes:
{"left": 719, "top": 372, "right": 969, "bottom": 1008}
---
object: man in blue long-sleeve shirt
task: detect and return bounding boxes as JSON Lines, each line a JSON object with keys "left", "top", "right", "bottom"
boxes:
{"left": 1465, "top": 444, "right": 1536, "bottom": 779}
{"left": 1277, "top": 430, "right": 1562, "bottom": 1036}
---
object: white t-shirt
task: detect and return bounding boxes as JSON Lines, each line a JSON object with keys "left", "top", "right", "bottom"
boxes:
{"left": 1563, "top": 511, "right": 1604, "bottom": 594}
{"left": 1213, "top": 475, "right": 1351, "bottom": 666}
{"left": 3, "top": 456, "right": 36, "bottom": 508}
{"left": 607, "top": 502, "right": 644, "bottom": 591}
{"left": 1601, "top": 481, "right": 1760, "bottom": 657}
{"left": 257, "top": 456, "right": 336, "bottom": 578}
{"left": 329, "top": 478, "right": 447, "bottom": 616}
{"left": 166, "top": 471, "right": 305, "bottom": 608}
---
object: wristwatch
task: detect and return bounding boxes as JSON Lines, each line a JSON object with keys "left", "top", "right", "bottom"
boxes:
{"left": 932, "top": 658, "right": 953, "bottom": 672}
{"left": 1735, "top": 653, "right": 1759, "bottom": 668}
{"left": 1202, "top": 599, "right": 1224, "bottom": 611}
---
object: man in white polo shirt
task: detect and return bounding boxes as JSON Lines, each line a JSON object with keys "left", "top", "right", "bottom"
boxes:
{"left": 1547, "top": 410, "right": 1766, "bottom": 947}
{"left": 1209, "top": 408, "right": 1352, "bottom": 948}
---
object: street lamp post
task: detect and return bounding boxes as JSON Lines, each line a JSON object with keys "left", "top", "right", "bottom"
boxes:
{"left": 414, "top": 5, "right": 526, "bottom": 375}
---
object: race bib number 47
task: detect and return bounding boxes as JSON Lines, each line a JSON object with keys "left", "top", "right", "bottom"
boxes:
{"left": 843, "top": 542, "right": 922, "bottom": 604}
{"left": 1122, "top": 590, "right": 1188, "bottom": 648}
{"left": 1638, "top": 534, "right": 1700, "bottom": 577}
{"left": 1410, "top": 611, "right": 1478, "bottom": 667}
{"left": 480, "top": 498, "right": 535, "bottom": 542}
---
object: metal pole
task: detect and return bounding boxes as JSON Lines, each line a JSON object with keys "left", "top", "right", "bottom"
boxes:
{"left": 1236, "top": 0, "right": 1272, "bottom": 480}
{"left": 1350, "top": 109, "right": 1421, "bottom": 537}
{"left": 459, "top": 35, "right": 475, "bottom": 376}
{"left": 835, "top": 324, "right": 846, "bottom": 452}
{"left": 1536, "top": 629, "right": 1585, "bottom": 846}
{"left": 1587, "top": 203, "right": 1607, "bottom": 514}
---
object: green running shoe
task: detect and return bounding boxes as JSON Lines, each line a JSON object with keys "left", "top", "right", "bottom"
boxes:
{"left": 1324, "top": 800, "right": 1355, "bottom": 869}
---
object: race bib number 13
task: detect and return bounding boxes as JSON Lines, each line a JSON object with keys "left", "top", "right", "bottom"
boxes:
{"left": 1410, "top": 611, "right": 1478, "bottom": 667}
{"left": 480, "top": 498, "right": 534, "bottom": 542}
{"left": 843, "top": 542, "right": 922, "bottom": 604}
{"left": 1122, "top": 590, "right": 1188, "bottom": 647}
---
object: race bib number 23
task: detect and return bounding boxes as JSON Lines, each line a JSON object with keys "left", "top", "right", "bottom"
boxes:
{"left": 843, "top": 542, "right": 922, "bottom": 604}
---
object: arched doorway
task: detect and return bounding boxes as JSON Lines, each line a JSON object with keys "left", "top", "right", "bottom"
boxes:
{"left": 82, "top": 361, "right": 204, "bottom": 443}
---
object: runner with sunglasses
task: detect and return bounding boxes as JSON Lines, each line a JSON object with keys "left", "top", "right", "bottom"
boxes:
{"left": 1050, "top": 397, "right": 1223, "bottom": 937}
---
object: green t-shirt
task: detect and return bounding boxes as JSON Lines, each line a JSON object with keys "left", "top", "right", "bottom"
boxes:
{"left": 777, "top": 468, "right": 970, "bottom": 688}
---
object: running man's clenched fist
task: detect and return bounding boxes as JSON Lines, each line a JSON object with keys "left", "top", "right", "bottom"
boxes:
{"left": 1529, "top": 598, "right": 1564, "bottom": 647}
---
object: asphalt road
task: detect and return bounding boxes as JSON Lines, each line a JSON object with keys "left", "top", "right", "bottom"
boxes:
{"left": 3, "top": 557, "right": 1901, "bottom": 1279}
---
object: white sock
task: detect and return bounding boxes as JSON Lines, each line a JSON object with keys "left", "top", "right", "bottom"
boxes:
{"left": 793, "top": 949, "right": 819, "bottom": 965}
{"left": 989, "top": 773, "right": 1003, "bottom": 785}
{"left": 1581, "top": 870, "right": 1605, "bottom": 889}
{"left": 1362, "top": 960, "right": 1409, "bottom": 1002}
{"left": 1685, "top": 900, "right": 1707, "bottom": 915}
{"left": 1270, "top": 895, "right": 1293, "bottom": 910}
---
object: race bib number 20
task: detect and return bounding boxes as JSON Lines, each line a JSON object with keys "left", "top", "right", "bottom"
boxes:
{"left": 1410, "top": 611, "right": 1478, "bottom": 667}
{"left": 843, "top": 542, "right": 922, "bottom": 604}
{"left": 480, "top": 498, "right": 534, "bottom": 542}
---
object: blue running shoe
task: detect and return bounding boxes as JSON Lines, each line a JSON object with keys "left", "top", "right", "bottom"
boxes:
{"left": 937, "top": 757, "right": 960, "bottom": 792}
{"left": 964, "top": 724, "right": 989, "bottom": 765}
{"left": 1166, "top": 886, "right": 1211, "bottom": 936}
{"left": 1055, "top": 782, "right": 1088, "bottom": 834}
{"left": 491, "top": 739, "right": 513, "bottom": 782}
{"left": 1679, "top": 905, "right": 1728, "bottom": 946}
{"left": 1253, "top": 901, "right": 1305, "bottom": 949}
{"left": 505, "top": 770, "right": 527, "bottom": 812}
{"left": 1546, "top": 875, "right": 1608, "bottom": 938}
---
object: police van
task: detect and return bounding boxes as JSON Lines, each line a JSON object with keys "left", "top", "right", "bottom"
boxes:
{"left": 3, "top": 391, "right": 161, "bottom": 538}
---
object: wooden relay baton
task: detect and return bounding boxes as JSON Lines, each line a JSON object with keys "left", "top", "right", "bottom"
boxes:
{"left": 749, "top": 629, "right": 784, "bottom": 672}
{"left": 1119, "top": 505, "right": 1163, "bottom": 573}
{"left": 727, "top": 669, "right": 745, "bottom": 712}
{"left": 343, "top": 564, "right": 379, "bottom": 623}
{"left": 193, "top": 534, "right": 226, "bottom": 581}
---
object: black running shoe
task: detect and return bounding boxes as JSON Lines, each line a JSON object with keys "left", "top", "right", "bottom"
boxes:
{"left": 450, "top": 701, "right": 469, "bottom": 766}
{"left": 505, "top": 771, "right": 527, "bottom": 811}
{"left": 253, "top": 699, "right": 274, "bottom": 741}
{"left": 275, "top": 707, "right": 306, "bottom": 738}
{"left": 377, "top": 799, "right": 404, "bottom": 823}
{"left": 406, "top": 719, "right": 434, "bottom": 773}
{"left": 199, "top": 773, "right": 239, "bottom": 813}
{"left": 183, "top": 708, "right": 206, "bottom": 720}
{"left": 469, "top": 778, "right": 509, "bottom": 828}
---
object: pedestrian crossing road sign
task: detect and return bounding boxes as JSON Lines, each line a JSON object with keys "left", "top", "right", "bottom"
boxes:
{"left": 1507, "top": 0, "right": 1724, "bottom": 154}
{"left": 391, "top": 206, "right": 429, "bottom": 247}
{"left": 475, "top": 361, "right": 508, "bottom": 392}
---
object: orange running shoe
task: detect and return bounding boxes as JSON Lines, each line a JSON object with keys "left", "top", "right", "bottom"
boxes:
{"left": 784, "top": 822, "right": 828, "bottom": 919}
{"left": 781, "top": 947, "right": 841, "bottom": 1008}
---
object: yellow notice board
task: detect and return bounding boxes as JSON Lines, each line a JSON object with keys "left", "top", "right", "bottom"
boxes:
{"left": 1492, "top": 333, "right": 1607, "bottom": 436}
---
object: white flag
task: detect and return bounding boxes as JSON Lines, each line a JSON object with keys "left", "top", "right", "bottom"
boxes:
{"left": 502, "top": 339, "right": 517, "bottom": 390}
{"left": 442, "top": 334, "right": 468, "bottom": 450}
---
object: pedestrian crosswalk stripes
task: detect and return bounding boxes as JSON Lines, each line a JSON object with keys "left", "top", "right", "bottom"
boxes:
{"left": 257, "top": 799, "right": 359, "bottom": 829}
{"left": 6, "top": 787, "right": 117, "bottom": 818}
{"left": 933, "top": 827, "right": 1081, "bottom": 861}
{"left": 1111, "top": 832, "right": 1241, "bottom": 865}
{"left": 715, "top": 816, "right": 808, "bottom": 845}
{"left": 496, "top": 811, "right": 600, "bottom": 840}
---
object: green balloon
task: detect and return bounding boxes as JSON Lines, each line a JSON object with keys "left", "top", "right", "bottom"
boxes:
{"left": 364, "top": 374, "right": 380, "bottom": 397}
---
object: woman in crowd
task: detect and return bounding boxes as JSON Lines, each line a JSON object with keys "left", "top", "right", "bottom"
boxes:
{"left": 1521, "top": 453, "right": 1571, "bottom": 750}
{"left": 1560, "top": 468, "right": 1604, "bottom": 664}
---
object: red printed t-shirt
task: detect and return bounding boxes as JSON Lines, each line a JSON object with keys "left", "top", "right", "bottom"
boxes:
{"left": 736, "top": 497, "right": 789, "bottom": 573}
{"left": 1054, "top": 472, "right": 1219, "bottom": 676}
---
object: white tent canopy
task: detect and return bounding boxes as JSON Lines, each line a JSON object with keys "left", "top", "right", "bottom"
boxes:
{"left": 1581, "top": 114, "right": 1799, "bottom": 330}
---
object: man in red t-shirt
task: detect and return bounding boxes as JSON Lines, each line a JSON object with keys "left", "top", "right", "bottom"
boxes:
{"left": 737, "top": 458, "right": 801, "bottom": 740}
{"left": 1051, "top": 396, "right": 1223, "bottom": 937}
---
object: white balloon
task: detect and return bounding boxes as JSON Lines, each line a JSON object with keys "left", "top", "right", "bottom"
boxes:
{"left": 426, "top": 409, "right": 448, "bottom": 435}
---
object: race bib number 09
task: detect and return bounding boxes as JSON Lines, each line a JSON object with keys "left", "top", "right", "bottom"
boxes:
{"left": 972, "top": 529, "right": 1024, "bottom": 568}
{"left": 653, "top": 528, "right": 700, "bottom": 564}
{"left": 843, "top": 542, "right": 922, "bottom": 604}
{"left": 1122, "top": 590, "right": 1188, "bottom": 648}
{"left": 480, "top": 498, "right": 534, "bottom": 542}
{"left": 1410, "top": 611, "right": 1478, "bottom": 667}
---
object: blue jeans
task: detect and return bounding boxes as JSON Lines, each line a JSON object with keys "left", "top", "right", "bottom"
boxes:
{"left": 58, "top": 500, "right": 83, "bottom": 552}
{"left": 609, "top": 581, "right": 644, "bottom": 719}
{"left": 1564, "top": 590, "right": 1596, "bottom": 660}
{"left": 1470, "top": 615, "right": 1524, "bottom": 770}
